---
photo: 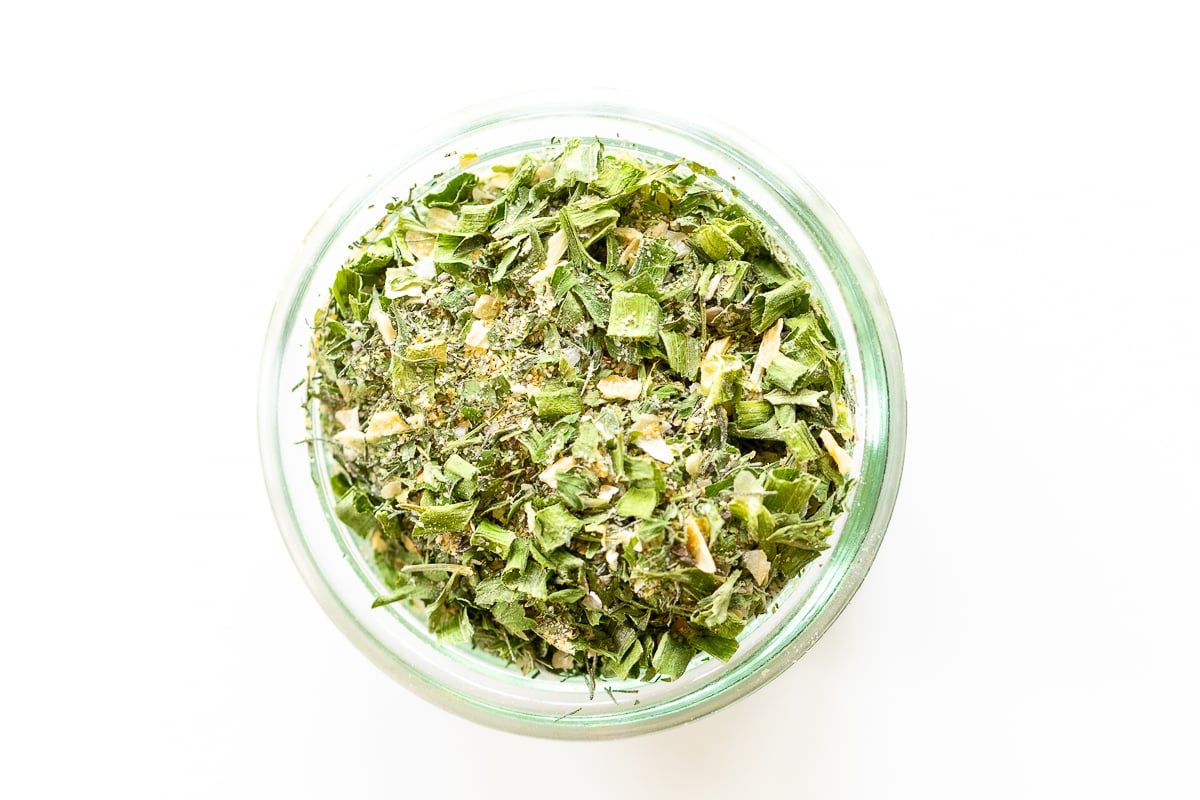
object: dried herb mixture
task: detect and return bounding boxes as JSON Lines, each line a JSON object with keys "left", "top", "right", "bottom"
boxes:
{"left": 307, "top": 139, "right": 855, "bottom": 684}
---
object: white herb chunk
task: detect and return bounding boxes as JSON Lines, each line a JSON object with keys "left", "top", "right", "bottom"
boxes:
{"left": 743, "top": 550, "right": 771, "bottom": 585}
{"left": 819, "top": 429, "right": 853, "bottom": 475}
{"left": 365, "top": 410, "right": 407, "bottom": 443}
{"left": 538, "top": 456, "right": 576, "bottom": 490}
{"left": 685, "top": 516, "right": 716, "bottom": 574}
{"left": 597, "top": 375, "right": 642, "bottom": 401}
{"left": 464, "top": 319, "right": 492, "bottom": 354}
{"left": 424, "top": 207, "right": 458, "bottom": 232}
{"left": 751, "top": 318, "right": 784, "bottom": 385}
{"left": 636, "top": 437, "right": 674, "bottom": 464}
{"left": 472, "top": 293, "right": 501, "bottom": 320}
{"left": 405, "top": 230, "right": 436, "bottom": 259}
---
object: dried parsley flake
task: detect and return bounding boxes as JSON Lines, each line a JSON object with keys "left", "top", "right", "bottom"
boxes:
{"left": 307, "top": 139, "right": 855, "bottom": 682}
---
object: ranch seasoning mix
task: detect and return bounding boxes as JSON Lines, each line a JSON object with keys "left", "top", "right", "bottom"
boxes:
{"left": 306, "top": 139, "right": 855, "bottom": 685}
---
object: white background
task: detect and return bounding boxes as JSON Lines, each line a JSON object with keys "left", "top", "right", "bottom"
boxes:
{"left": 3, "top": 1, "right": 1198, "bottom": 797}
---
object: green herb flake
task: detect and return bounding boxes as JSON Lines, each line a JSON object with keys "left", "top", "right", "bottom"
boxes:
{"left": 659, "top": 330, "right": 703, "bottom": 382}
{"left": 691, "top": 224, "right": 745, "bottom": 261}
{"left": 651, "top": 633, "right": 697, "bottom": 681}
{"left": 765, "top": 353, "right": 808, "bottom": 391}
{"left": 534, "top": 503, "right": 583, "bottom": 551}
{"left": 615, "top": 486, "right": 659, "bottom": 519}
{"left": 334, "top": 487, "right": 378, "bottom": 537}
{"left": 471, "top": 520, "right": 516, "bottom": 558}
{"left": 532, "top": 385, "right": 583, "bottom": 418}
{"left": 606, "top": 291, "right": 663, "bottom": 340}
{"left": 418, "top": 500, "right": 478, "bottom": 533}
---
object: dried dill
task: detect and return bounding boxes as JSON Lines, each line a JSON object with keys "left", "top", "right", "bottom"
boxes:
{"left": 306, "top": 139, "right": 855, "bottom": 682}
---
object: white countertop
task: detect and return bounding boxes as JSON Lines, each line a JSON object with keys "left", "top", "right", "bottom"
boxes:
{"left": 3, "top": 2, "right": 1197, "bottom": 797}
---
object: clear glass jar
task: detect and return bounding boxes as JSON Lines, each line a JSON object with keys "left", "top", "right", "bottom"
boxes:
{"left": 258, "top": 92, "right": 906, "bottom": 738}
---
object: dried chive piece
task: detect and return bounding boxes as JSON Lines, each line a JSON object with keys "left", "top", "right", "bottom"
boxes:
{"left": 734, "top": 400, "right": 774, "bottom": 428}
{"left": 765, "top": 354, "right": 808, "bottom": 391}
{"left": 606, "top": 291, "right": 662, "bottom": 340}
{"left": 532, "top": 386, "right": 583, "bottom": 418}
{"left": 751, "top": 279, "right": 807, "bottom": 333}
{"left": 404, "top": 339, "right": 447, "bottom": 363}
{"left": 418, "top": 500, "right": 478, "bottom": 533}
{"left": 622, "top": 237, "right": 675, "bottom": 296}
{"left": 471, "top": 520, "right": 516, "bottom": 558}
{"left": 764, "top": 469, "right": 821, "bottom": 514}
{"left": 692, "top": 634, "right": 740, "bottom": 662}
{"left": 334, "top": 487, "right": 377, "bottom": 536}
{"left": 782, "top": 421, "right": 823, "bottom": 462}
{"left": 307, "top": 139, "right": 852, "bottom": 683}
{"left": 444, "top": 454, "right": 479, "bottom": 499}
{"left": 615, "top": 487, "right": 659, "bottom": 519}
{"left": 659, "top": 330, "right": 703, "bottom": 382}
{"left": 701, "top": 356, "right": 743, "bottom": 407}
{"left": 651, "top": 633, "right": 696, "bottom": 681}
{"left": 424, "top": 173, "right": 479, "bottom": 207}
{"left": 534, "top": 503, "right": 582, "bottom": 551}
{"left": 691, "top": 224, "right": 744, "bottom": 261}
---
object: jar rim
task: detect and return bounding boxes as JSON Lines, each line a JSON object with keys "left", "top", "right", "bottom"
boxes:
{"left": 258, "top": 90, "right": 906, "bottom": 738}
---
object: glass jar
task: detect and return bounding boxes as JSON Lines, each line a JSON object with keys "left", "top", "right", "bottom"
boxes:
{"left": 258, "top": 92, "right": 906, "bottom": 738}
